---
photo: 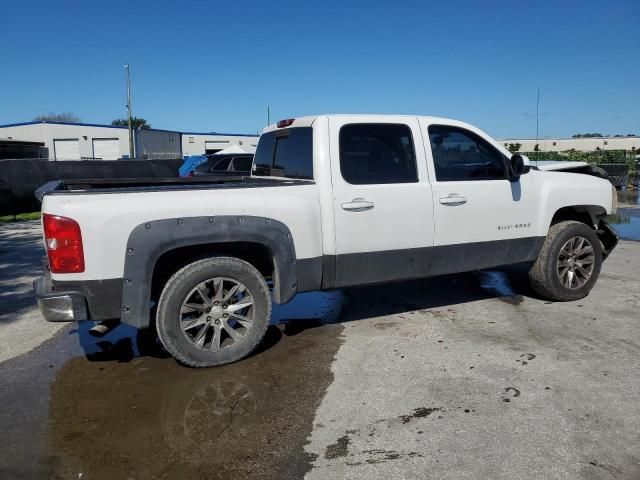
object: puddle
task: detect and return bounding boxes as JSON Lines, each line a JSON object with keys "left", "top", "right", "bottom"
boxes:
{"left": 607, "top": 208, "right": 640, "bottom": 241}
{"left": 477, "top": 271, "right": 524, "bottom": 305}
{"left": 609, "top": 217, "right": 640, "bottom": 241}
{"left": 272, "top": 291, "right": 345, "bottom": 325}
{"left": 0, "top": 291, "right": 346, "bottom": 480}
{"left": 66, "top": 290, "right": 346, "bottom": 362}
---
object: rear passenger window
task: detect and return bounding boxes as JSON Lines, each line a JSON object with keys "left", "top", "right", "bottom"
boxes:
{"left": 428, "top": 125, "right": 507, "bottom": 181}
{"left": 339, "top": 124, "right": 418, "bottom": 185}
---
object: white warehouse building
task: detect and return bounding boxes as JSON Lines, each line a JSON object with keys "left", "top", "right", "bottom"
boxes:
{"left": 0, "top": 121, "right": 181, "bottom": 160}
{"left": 0, "top": 121, "right": 259, "bottom": 160}
{"left": 182, "top": 131, "right": 259, "bottom": 156}
{"left": 499, "top": 136, "right": 640, "bottom": 152}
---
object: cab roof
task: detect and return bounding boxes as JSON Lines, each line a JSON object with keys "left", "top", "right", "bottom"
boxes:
{"left": 261, "top": 114, "right": 478, "bottom": 134}
{"left": 260, "top": 114, "right": 511, "bottom": 158}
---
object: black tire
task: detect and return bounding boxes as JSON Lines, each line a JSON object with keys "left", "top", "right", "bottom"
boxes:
{"left": 528, "top": 220, "right": 603, "bottom": 301}
{"left": 156, "top": 257, "right": 271, "bottom": 367}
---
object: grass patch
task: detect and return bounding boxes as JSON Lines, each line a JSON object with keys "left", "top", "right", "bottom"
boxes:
{"left": 0, "top": 212, "right": 41, "bottom": 223}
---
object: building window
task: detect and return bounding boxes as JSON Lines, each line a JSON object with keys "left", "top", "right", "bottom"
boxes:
{"left": 604, "top": 141, "right": 608, "bottom": 145}
{"left": 189, "top": 136, "right": 194, "bottom": 143}
{"left": 169, "top": 133, "right": 174, "bottom": 142}
{"left": 552, "top": 142, "right": 556, "bottom": 146}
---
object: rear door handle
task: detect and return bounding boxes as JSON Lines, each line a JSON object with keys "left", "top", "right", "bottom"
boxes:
{"left": 341, "top": 198, "right": 375, "bottom": 212}
{"left": 439, "top": 194, "right": 467, "bottom": 206}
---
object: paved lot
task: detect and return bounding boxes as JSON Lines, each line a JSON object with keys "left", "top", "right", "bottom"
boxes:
{"left": 0, "top": 221, "right": 64, "bottom": 363}
{"left": 305, "top": 242, "right": 640, "bottom": 479}
{"left": 0, "top": 208, "right": 639, "bottom": 480}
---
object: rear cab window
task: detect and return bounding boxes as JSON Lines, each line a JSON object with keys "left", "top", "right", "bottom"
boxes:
{"left": 254, "top": 128, "right": 313, "bottom": 179}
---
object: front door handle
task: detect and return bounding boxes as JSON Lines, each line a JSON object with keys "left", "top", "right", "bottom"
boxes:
{"left": 341, "top": 198, "right": 375, "bottom": 212}
{"left": 439, "top": 194, "right": 467, "bottom": 206}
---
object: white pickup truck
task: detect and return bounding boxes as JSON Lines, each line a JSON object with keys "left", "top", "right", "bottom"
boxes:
{"left": 34, "top": 115, "right": 618, "bottom": 367}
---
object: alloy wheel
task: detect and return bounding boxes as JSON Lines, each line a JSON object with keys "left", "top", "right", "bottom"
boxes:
{"left": 179, "top": 277, "right": 254, "bottom": 351}
{"left": 556, "top": 236, "right": 595, "bottom": 289}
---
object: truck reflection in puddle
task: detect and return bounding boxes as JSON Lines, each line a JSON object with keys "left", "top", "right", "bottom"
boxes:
{"left": 46, "top": 291, "right": 345, "bottom": 480}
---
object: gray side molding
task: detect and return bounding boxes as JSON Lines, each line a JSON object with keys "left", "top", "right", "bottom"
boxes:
{"left": 121, "top": 215, "right": 297, "bottom": 328}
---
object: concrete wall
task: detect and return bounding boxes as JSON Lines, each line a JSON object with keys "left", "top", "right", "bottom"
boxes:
{"left": 135, "top": 129, "right": 181, "bottom": 159}
{"left": 499, "top": 136, "right": 640, "bottom": 152}
{"left": 0, "top": 122, "right": 130, "bottom": 159}
{"left": 181, "top": 133, "right": 259, "bottom": 156}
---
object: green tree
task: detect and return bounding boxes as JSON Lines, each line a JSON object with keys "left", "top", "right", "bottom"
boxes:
{"left": 507, "top": 143, "right": 522, "bottom": 153}
{"left": 111, "top": 117, "right": 151, "bottom": 129}
{"left": 572, "top": 133, "right": 603, "bottom": 138}
{"left": 34, "top": 112, "right": 80, "bottom": 122}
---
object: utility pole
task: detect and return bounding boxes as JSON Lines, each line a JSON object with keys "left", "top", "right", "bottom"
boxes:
{"left": 125, "top": 64, "right": 134, "bottom": 159}
{"left": 535, "top": 89, "right": 540, "bottom": 140}
{"left": 535, "top": 89, "right": 540, "bottom": 160}
{"left": 267, "top": 105, "right": 271, "bottom": 126}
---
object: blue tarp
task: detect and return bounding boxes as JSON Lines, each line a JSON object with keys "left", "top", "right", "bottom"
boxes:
{"left": 179, "top": 155, "right": 208, "bottom": 177}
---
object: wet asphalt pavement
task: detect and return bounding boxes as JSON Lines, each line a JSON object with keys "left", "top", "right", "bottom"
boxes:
{"left": 0, "top": 289, "right": 346, "bottom": 480}
{"left": 1, "top": 195, "right": 640, "bottom": 480}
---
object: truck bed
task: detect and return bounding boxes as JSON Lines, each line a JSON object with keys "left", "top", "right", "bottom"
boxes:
{"left": 35, "top": 175, "right": 308, "bottom": 200}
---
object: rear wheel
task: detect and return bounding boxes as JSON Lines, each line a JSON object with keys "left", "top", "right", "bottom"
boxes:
{"left": 528, "top": 220, "right": 603, "bottom": 301}
{"left": 156, "top": 257, "right": 271, "bottom": 367}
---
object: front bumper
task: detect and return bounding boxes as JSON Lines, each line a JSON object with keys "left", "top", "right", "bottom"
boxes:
{"left": 33, "top": 274, "right": 88, "bottom": 322}
{"left": 598, "top": 220, "right": 619, "bottom": 260}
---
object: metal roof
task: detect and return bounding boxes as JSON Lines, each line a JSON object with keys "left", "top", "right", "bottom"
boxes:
{"left": 0, "top": 120, "right": 129, "bottom": 130}
{"left": 0, "top": 121, "right": 257, "bottom": 137}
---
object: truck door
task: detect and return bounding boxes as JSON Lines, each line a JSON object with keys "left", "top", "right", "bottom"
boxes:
{"left": 329, "top": 117, "right": 434, "bottom": 287}
{"left": 419, "top": 120, "right": 540, "bottom": 275}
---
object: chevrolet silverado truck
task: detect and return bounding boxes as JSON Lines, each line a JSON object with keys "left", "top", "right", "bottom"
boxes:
{"left": 34, "top": 115, "right": 618, "bottom": 367}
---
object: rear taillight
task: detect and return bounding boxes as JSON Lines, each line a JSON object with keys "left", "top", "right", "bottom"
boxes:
{"left": 43, "top": 214, "right": 85, "bottom": 273}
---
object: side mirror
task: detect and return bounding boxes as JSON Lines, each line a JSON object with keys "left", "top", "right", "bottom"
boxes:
{"left": 509, "top": 154, "right": 530, "bottom": 181}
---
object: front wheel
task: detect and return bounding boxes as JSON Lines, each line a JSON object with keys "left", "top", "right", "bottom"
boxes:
{"left": 528, "top": 220, "right": 603, "bottom": 301}
{"left": 156, "top": 257, "right": 271, "bottom": 367}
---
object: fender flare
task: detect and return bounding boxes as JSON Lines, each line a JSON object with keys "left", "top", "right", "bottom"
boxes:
{"left": 120, "top": 215, "right": 297, "bottom": 328}
{"left": 547, "top": 204, "right": 607, "bottom": 230}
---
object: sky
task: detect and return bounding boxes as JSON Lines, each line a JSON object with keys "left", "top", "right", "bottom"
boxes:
{"left": 1, "top": 0, "right": 638, "bottom": 139}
